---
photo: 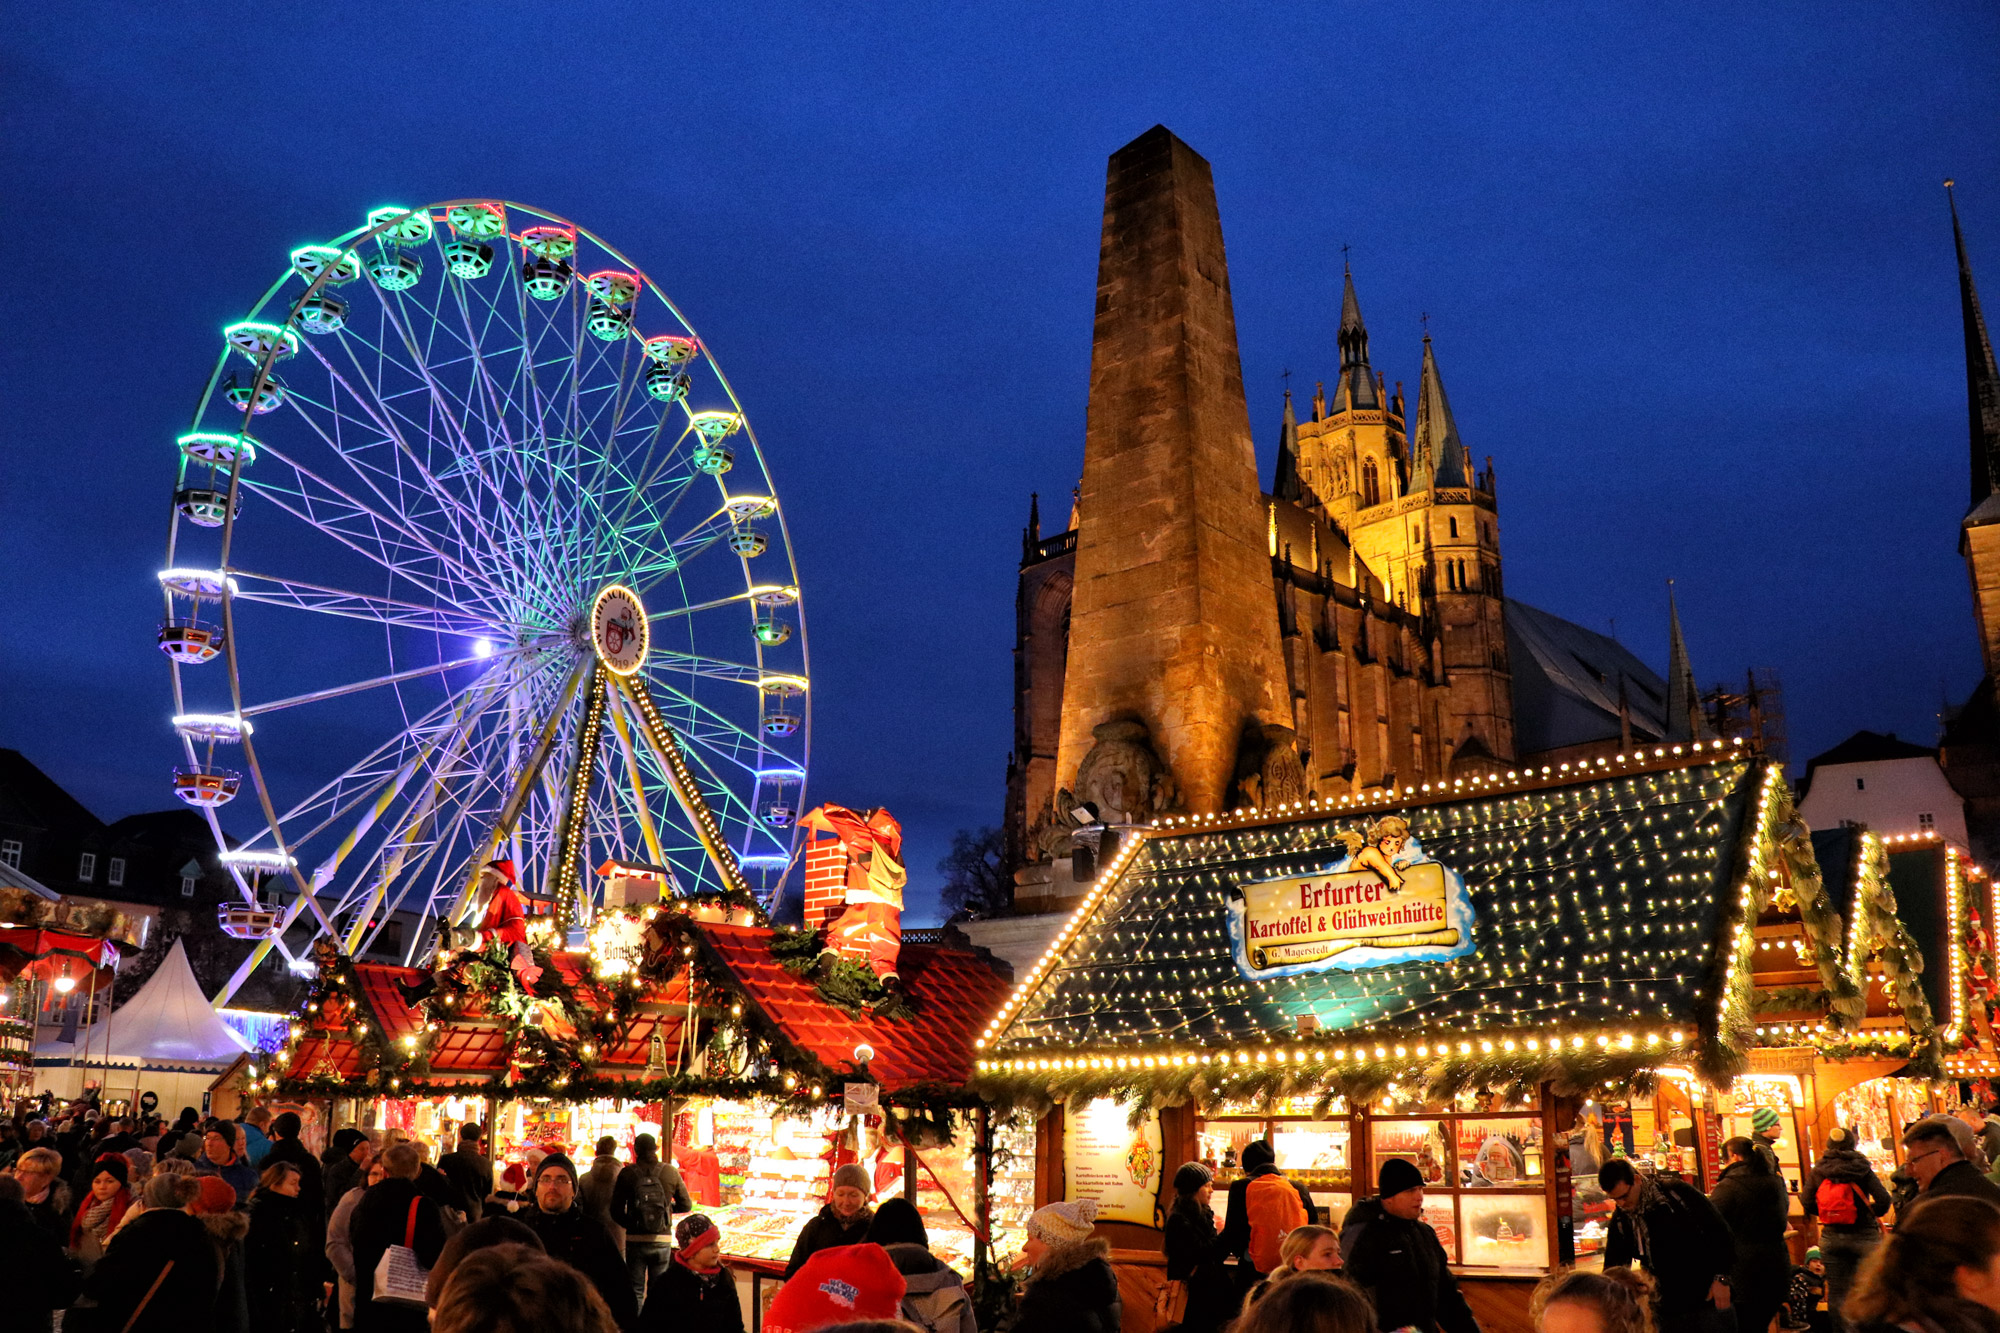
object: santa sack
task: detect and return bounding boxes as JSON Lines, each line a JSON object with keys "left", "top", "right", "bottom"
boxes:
{"left": 373, "top": 1199, "right": 431, "bottom": 1307}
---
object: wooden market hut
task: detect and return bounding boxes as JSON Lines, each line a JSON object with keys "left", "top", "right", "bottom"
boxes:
{"left": 973, "top": 739, "right": 1962, "bottom": 1332}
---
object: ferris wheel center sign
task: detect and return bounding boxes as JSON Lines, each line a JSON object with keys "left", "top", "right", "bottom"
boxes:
{"left": 591, "top": 585, "right": 649, "bottom": 674}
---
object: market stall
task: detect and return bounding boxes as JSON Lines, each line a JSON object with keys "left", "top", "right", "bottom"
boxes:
{"left": 973, "top": 740, "right": 1957, "bottom": 1311}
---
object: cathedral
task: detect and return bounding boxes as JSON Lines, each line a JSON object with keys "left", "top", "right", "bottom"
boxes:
{"left": 1002, "top": 126, "right": 1707, "bottom": 899}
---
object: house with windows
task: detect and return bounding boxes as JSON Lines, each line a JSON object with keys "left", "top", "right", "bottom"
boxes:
{"left": 1796, "top": 731, "right": 1971, "bottom": 851}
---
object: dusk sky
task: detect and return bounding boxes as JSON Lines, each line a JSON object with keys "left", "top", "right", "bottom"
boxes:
{"left": 4, "top": 2, "right": 1997, "bottom": 922}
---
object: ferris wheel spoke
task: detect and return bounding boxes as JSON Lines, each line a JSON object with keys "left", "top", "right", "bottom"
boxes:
{"left": 645, "top": 649, "right": 769, "bottom": 685}
{"left": 239, "top": 640, "right": 548, "bottom": 718}
{"left": 632, "top": 675, "right": 779, "bottom": 790}
{"left": 227, "top": 570, "right": 512, "bottom": 636}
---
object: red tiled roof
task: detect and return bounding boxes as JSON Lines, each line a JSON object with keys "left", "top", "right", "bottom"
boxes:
{"left": 698, "top": 925, "right": 1009, "bottom": 1090}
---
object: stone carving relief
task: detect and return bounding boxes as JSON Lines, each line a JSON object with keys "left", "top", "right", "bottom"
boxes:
{"left": 1036, "top": 719, "right": 1178, "bottom": 859}
{"left": 1236, "top": 722, "right": 1308, "bottom": 809}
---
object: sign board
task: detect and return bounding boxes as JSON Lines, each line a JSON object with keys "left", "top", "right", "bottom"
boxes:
{"left": 1225, "top": 823, "right": 1475, "bottom": 979}
{"left": 1063, "top": 1097, "right": 1163, "bottom": 1226}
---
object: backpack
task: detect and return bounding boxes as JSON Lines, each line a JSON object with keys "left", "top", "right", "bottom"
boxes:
{"left": 1245, "top": 1174, "right": 1308, "bottom": 1273}
{"left": 1815, "top": 1176, "right": 1863, "bottom": 1226}
{"left": 630, "top": 1164, "right": 671, "bottom": 1235}
{"left": 903, "top": 1285, "right": 971, "bottom": 1333}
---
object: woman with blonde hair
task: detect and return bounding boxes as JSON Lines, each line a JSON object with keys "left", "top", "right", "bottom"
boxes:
{"left": 1242, "top": 1225, "right": 1343, "bottom": 1309}
{"left": 1231, "top": 1273, "right": 1372, "bottom": 1333}
{"left": 1845, "top": 1194, "right": 2000, "bottom": 1333}
{"left": 1531, "top": 1267, "right": 1655, "bottom": 1333}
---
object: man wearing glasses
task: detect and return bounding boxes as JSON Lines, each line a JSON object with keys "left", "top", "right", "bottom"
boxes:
{"left": 1901, "top": 1117, "right": 2000, "bottom": 1206}
{"left": 1598, "top": 1158, "right": 1736, "bottom": 1328}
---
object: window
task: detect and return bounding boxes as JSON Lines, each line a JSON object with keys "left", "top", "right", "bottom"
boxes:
{"left": 1920, "top": 812, "right": 1936, "bottom": 831}
{"left": 0, "top": 840, "right": 19, "bottom": 869}
{"left": 180, "top": 875, "right": 196, "bottom": 898}
{"left": 1856, "top": 777, "right": 1866, "bottom": 791}
{"left": 107, "top": 857, "right": 125, "bottom": 888}
{"left": 78, "top": 852, "right": 96, "bottom": 882}
{"left": 1361, "top": 458, "right": 1380, "bottom": 507}
{"left": 1449, "top": 516, "right": 1459, "bottom": 538}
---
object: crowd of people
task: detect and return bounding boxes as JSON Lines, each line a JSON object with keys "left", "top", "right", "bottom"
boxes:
{"left": 16, "top": 1097, "right": 2000, "bottom": 1333}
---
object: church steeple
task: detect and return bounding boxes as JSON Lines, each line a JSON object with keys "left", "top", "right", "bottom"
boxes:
{"left": 1330, "top": 269, "right": 1381, "bottom": 413}
{"left": 1410, "top": 335, "right": 1471, "bottom": 492}
{"left": 1272, "top": 389, "right": 1306, "bottom": 503}
{"left": 1951, "top": 181, "right": 2000, "bottom": 509}
{"left": 1664, "top": 581, "right": 1708, "bottom": 743}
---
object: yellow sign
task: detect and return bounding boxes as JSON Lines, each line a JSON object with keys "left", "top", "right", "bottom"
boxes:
{"left": 1230, "top": 859, "right": 1472, "bottom": 977}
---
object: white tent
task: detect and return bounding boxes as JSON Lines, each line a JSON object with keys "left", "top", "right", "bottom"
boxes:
{"left": 40, "top": 938, "right": 251, "bottom": 1069}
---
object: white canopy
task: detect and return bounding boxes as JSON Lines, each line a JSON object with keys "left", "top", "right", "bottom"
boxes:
{"left": 41, "top": 938, "right": 251, "bottom": 1069}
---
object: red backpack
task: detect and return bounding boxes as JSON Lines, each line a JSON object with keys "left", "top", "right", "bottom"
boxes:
{"left": 1815, "top": 1176, "right": 1863, "bottom": 1226}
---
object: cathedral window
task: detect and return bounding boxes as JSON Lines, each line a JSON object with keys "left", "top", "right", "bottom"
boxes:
{"left": 1361, "top": 458, "right": 1380, "bottom": 507}
{"left": 1449, "top": 516, "right": 1459, "bottom": 538}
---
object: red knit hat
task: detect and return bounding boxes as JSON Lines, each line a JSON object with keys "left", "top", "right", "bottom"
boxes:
{"left": 765, "top": 1244, "right": 906, "bottom": 1333}
{"left": 191, "top": 1175, "right": 238, "bottom": 1214}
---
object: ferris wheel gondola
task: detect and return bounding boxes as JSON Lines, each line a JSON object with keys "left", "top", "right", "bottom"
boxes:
{"left": 159, "top": 201, "right": 810, "bottom": 995}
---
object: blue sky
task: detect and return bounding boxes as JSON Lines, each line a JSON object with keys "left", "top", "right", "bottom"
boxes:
{"left": 3, "top": 1, "right": 1996, "bottom": 922}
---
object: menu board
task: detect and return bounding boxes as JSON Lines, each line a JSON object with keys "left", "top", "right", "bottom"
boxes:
{"left": 1064, "top": 1098, "right": 1164, "bottom": 1226}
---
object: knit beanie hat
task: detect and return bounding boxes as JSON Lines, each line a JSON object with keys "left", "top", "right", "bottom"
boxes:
{"left": 1827, "top": 1126, "right": 1854, "bottom": 1150}
{"left": 1026, "top": 1198, "right": 1099, "bottom": 1246}
{"left": 1378, "top": 1156, "right": 1425, "bottom": 1198}
{"left": 536, "top": 1152, "right": 579, "bottom": 1187}
{"left": 1805, "top": 1247, "right": 1821, "bottom": 1261}
{"left": 677, "top": 1212, "right": 720, "bottom": 1252}
{"left": 1751, "top": 1106, "right": 1780, "bottom": 1134}
{"left": 1241, "top": 1140, "right": 1276, "bottom": 1172}
{"left": 831, "top": 1162, "right": 873, "bottom": 1195}
{"left": 1173, "top": 1162, "right": 1213, "bottom": 1197}
{"left": 91, "top": 1153, "right": 129, "bottom": 1186}
{"left": 191, "top": 1175, "right": 238, "bottom": 1214}
{"left": 766, "top": 1243, "right": 906, "bottom": 1333}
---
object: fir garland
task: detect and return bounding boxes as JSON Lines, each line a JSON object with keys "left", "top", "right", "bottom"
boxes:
{"left": 768, "top": 924, "right": 916, "bottom": 1018}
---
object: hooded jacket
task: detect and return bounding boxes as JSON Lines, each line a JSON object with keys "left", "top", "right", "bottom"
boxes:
{"left": 782, "top": 1203, "right": 873, "bottom": 1278}
{"left": 1162, "top": 1196, "right": 1233, "bottom": 1333}
{"left": 1709, "top": 1159, "right": 1791, "bottom": 1302}
{"left": 1801, "top": 1145, "right": 1892, "bottom": 1231}
{"left": 883, "top": 1240, "right": 977, "bottom": 1333}
{"left": 71, "top": 1206, "right": 216, "bottom": 1333}
{"left": 1016, "top": 1236, "right": 1122, "bottom": 1333}
{"left": 1339, "top": 1197, "right": 1480, "bottom": 1333}
{"left": 200, "top": 1204, "right": 253, "bottom": 1333}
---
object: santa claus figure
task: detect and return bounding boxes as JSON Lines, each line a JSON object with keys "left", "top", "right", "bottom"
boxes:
{"left": 399, "top": 858, "right": 543, "bottom": 1005}
{"left": 800, "top": 805, "right": 907, "bottom": 984}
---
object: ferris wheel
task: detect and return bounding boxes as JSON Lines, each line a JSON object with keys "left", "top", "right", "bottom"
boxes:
{"left": 158, "top": 201, "right": 810, "bottom": 994}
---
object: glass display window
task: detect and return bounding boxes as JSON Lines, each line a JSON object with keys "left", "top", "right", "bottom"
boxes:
{"left": 1832, "top": 1077, "right": 1931, "bottom": 1177}
{"left": 1271, "top": 1122, "right": 1350, "bottom": 1177}
{"left": 1373, "top": 1118, "right": 1451, "bottom": 1187}
{"left": 1455, "top": 1116, "right": 1542, "bottom": 1188}
{"left": 1311, "top": 1190, "right": 1353, "bottom": 1230}
{"left": 1461, "top": 1192, "right": 1549, "bottom": 1270}
{"left": 1422, "top": 1196, "right": 1460, "bottom": 1263}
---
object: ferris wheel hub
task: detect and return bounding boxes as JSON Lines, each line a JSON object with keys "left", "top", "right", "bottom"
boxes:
{"left": 590, "top": 584, "right": 649, "bottom": 676}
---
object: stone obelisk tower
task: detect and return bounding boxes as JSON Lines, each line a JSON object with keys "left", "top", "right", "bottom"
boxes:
{"left": 1054, "top": 126, "right": 1291, "bottom": 815}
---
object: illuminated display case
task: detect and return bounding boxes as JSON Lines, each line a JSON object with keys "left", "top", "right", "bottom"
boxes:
{"left": 1198, "top": 1096, "right": 1355, "bottom": 1214}
{"left": 1368, "top": 1091, "right": 1548, "bottom": 1273}
{"left": 917, "top": 1114, "right": 1037, "bottom": 1272}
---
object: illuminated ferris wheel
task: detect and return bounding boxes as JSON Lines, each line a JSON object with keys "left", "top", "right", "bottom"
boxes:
{"left": 157, "top": 201, "right": 809, "bottom": 990}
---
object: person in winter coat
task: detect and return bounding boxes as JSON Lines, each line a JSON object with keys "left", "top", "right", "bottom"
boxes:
{"left": 518, "top": 1152, "right": 639, "bottom": 1333}
{"left": 1751, "top": 1105, "right": 1789, "bottom": 1185}
{"left": 69, "top": 1153, "right": 134, "bottom": 1270}
{"left": 638, "top": 1214, "right": 744, "bottom": 1333}
{"left": 423, "top": 1214, "right": 545, "bottom": 1309}
{"left": 613, "top": 1132, "right": 691, "bottom": 1304}
{"left": 239, "top": 1109, "right": 272, "bottom": 1168}
{"left": 1015, "top": 1199, "right": 1121, "bottom": 1333}
{"left": 1218, "top": 1139, "right": 1319, "bottom": 1283}
{"left": 70, "top": 1174, "right": 216, "bottom": 1333}
{"left": 14, "top": 1144, "right": 72, "bottom": 1244}
{"left": 247, "top": 1162, "right": 322, "bottom": 1333}
{"left": 323, "top": 1130, "right": 376, "bottom": 1221}
{"left": 328, "top": 1158, "right": 389, "bottom": 1328}
{"left": 0, "top": 1175, "right": 83, "bottom": 1333}
{"left": 868, "top": 1196, "right": 977, "bottom": 1333}
{"left": 1340, "top": 1158, "right": 1480, "bottom": 1333}
{"left": 782, "top": 1161, "right": 875, "bottom": 1279}
{"left": 1711, "top": 1137, "right": 1791, "bottom": 1333}
{"left": 1598, "top": 1157, "right": 1735, "bottom": 1329}
{"left": 350, "top": 1143, "right": 449, "bottom": 1333}
{"left": 583, "top": 1135, "right": 626, "bottom": 1256}
{"left": 437, "top": 1123, "right": 492, "bottom": 1225}
{"left": 195, "top": 1127, "right": 259, "bottom": 1206}
{"left": 1802, "top": 1126, "right": 1891, "bottom": 1331}
{"left": 261, "top": 1112, "right": 326, "bottom": 1221}
{"left": 1162, "top": 1161, "right": 1236, "bottom": 1333}
{"left": 1904, "top": 1116, "right": 2000, "bottom": 1207}
{"left": 193, "top": 1174, "right": 251, "bottom": 1333}
{"left": 1844, "top": 1194, "right": 2000, "bottom": 1333}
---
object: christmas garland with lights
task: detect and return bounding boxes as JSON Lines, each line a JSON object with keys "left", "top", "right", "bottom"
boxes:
{"left": 1847, "top": 836, "right": 1943, "bottom": 1068}
{"left": 769, "top": 924, "right": 916, "bottom": 1018}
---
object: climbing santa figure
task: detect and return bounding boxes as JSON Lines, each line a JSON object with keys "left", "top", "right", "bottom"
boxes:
{"left": 399, "top": 858, "right": 542, "bottom": 1005}
{"left": 799, "top": 805, "right": 907, "bottom": 986}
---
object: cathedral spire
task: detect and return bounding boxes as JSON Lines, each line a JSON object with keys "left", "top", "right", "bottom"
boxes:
{"left": 1411, "top": 335, "right": 1470, "bottom": 490}
{"left": 1272, "top": 389, "right": 1305, "bottom": 502}
{"left": 1331, "top": 269, "right": 1380, "bottom": 414}
{"left": 1951, "top": 181, "right": 2000, "bottom": 509}
{"left": 1664, "top": 580, "right": 1708, "bottom": 743}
